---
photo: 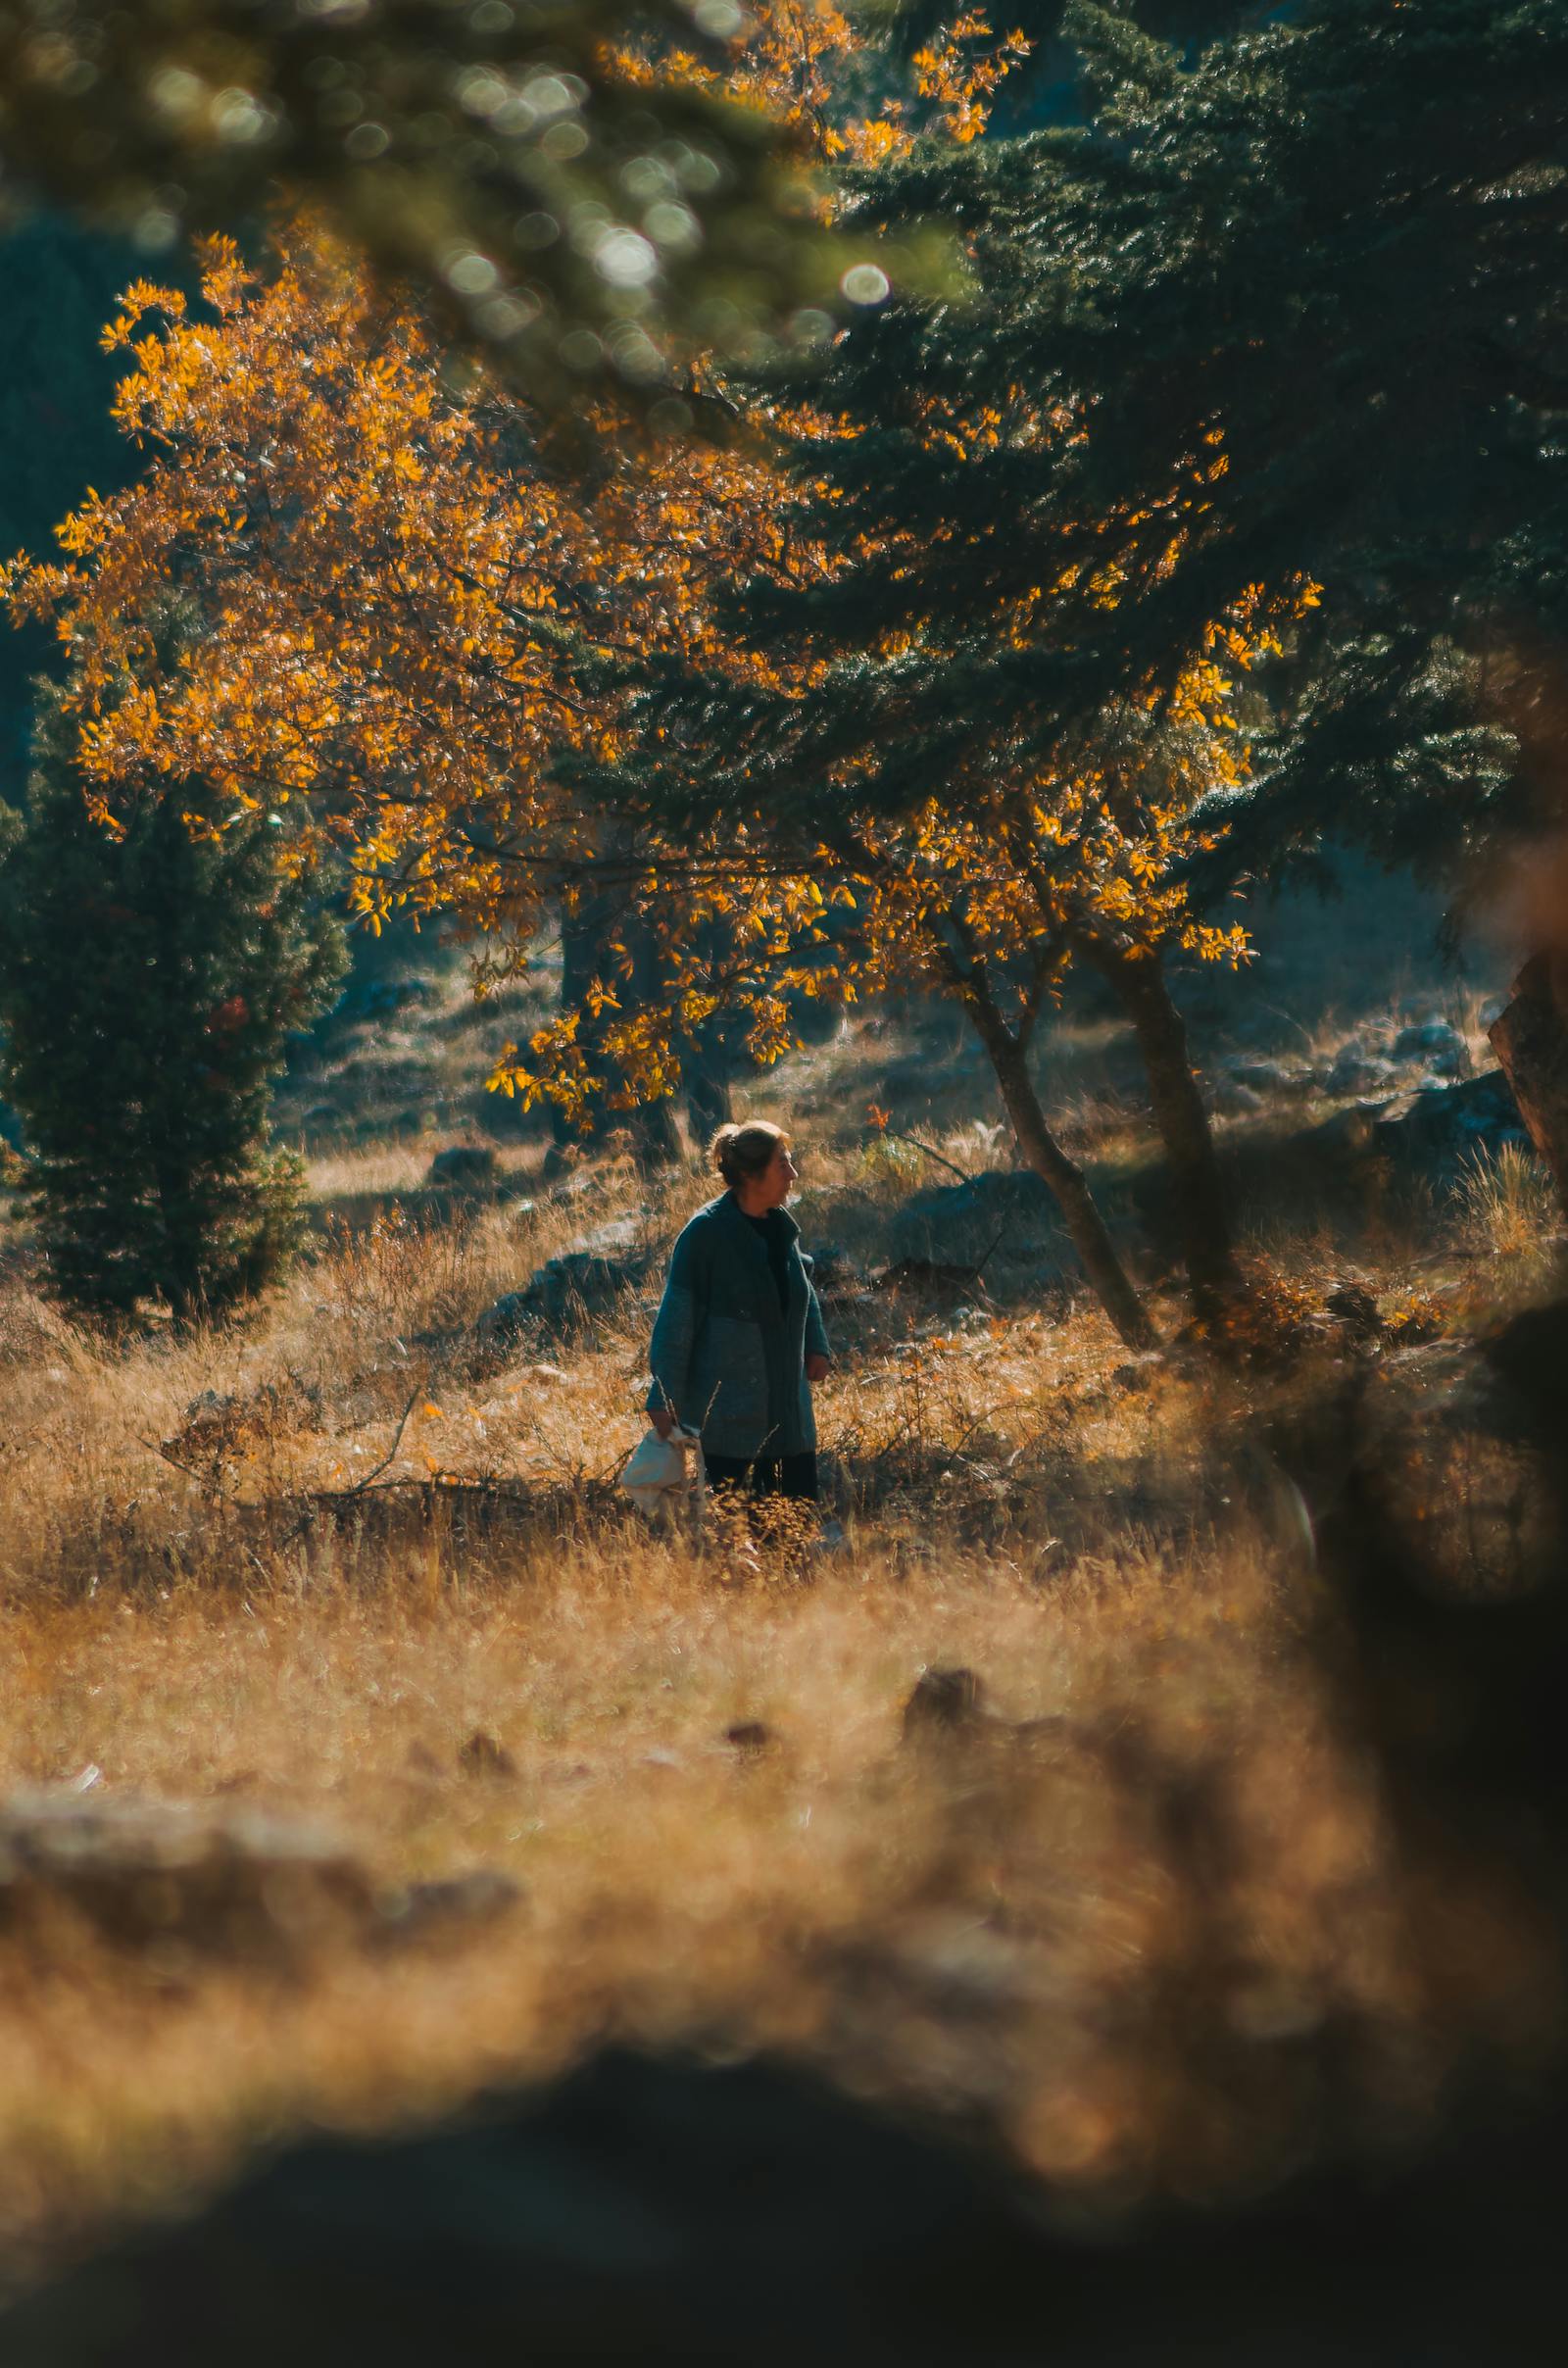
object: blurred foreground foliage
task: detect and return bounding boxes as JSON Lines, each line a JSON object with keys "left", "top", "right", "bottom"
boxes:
{"left": 0, "top": 0, "right": 866, "bottom": 396}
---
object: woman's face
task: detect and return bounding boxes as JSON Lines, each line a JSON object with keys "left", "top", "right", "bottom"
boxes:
{"left": 755, "top": 1143, "right": 798, "bottom": 1209}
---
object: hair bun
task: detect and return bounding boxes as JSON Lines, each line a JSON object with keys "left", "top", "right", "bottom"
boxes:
{"left": 710, "top": 1119, "right": 787, "bottom": 1188}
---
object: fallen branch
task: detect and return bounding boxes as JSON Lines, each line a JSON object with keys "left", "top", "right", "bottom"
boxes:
{"left": 338, "top": 1378, "right": 427, "bottom": 1498}
{"left": 881, "top": 1128, "right": 973, "bottom": 1184}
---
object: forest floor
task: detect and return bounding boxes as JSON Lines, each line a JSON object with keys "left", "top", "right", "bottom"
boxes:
{"left": 0, "top": 866, "right": 1562, "bottom": 2294}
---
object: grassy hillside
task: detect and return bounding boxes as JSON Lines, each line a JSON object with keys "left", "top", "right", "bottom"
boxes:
{"left": 0, "top": 860, "right": 1560, "bottom": 2289}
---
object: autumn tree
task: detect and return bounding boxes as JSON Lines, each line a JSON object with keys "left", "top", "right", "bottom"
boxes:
{"left": 0, "top": 8, "right": 926, "bottom": 999}
{"left": 0, "top": 662, "right": 344, "bottom": 1327}
{"left": 585, "top": 623, "right": 1284, "bottom": 1346}
{"left": 1, "top": 8, "right": 1278, "bottom": 1344}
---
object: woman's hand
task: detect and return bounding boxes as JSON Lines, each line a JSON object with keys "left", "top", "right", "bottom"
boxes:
{"left": 805, "top": 1355, "right": 831, "bottom": 1384}
{"left": 650, "top": 1408, "right": 676, "bottom": 1439}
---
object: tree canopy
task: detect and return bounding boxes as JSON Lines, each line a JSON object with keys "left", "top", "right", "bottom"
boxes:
{"left": 13, "top": 0, "right": 1568, "bottom": 1320}
{"left": 801, "top": 0, "right": 1568, "bottom": 892}
{"left": 0, "top": 0, "right": 872, "bottom": 397}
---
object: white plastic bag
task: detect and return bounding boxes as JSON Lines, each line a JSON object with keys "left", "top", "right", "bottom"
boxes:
{"left": 620, "top": 1424, "right": 700, "bottom": 1517}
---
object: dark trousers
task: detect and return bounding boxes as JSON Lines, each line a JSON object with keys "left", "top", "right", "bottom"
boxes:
{"left": 702, "top": 1451, "right": 819, "bottom": 1504}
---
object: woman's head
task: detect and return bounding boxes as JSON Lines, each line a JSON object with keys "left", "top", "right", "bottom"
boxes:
{"left": 710, "top": 1119, "right": 797, "bottom": 1209}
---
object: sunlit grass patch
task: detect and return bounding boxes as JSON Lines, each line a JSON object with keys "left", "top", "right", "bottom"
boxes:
{"left": 1456, "top": 1141, "right": 1559, "bottom": 1265}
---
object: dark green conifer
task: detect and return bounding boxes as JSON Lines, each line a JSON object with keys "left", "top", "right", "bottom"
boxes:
{"left": 0, "top": 675, "right": 345, "bottom": 1328}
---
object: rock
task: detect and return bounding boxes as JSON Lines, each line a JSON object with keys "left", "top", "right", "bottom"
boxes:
{"left": 893, "top": 1170, "right": 1062, "bottom": 1264}
{"left": 373, "top": 1869, "right": 522, "bottom": 1947}
{"left": 0, "top": 1792, "right": 373, "bottom": 1964}
{"left": 1489, "top": 956, "right": 1568, "bottom": 1199}
{"left": 1298, "top": 1071, "right": 1531, "bottom": 1193}
{"left": 1299, "top": 1100, "right": 1388, "bottom": 1161}
{"left": 1322, "top": 1050, "right": 1398, "bottom": 1098}
{"left": 1392, "top": 1019, "right": 1468, "bottom": 1073}
{"left": 1370, "top": 1068, "right": 1531, "bottom": 1188}
{"left": 804, "top": 1242, "right": 863, "bottom": 1301}
{"left": 473, "top": 1290, "right": 536, "bottom": 1355}
{"left": 570, "top": 1213, "right": 643, "bottom": 1258}
{"left": 902, "top": 1666, "right": 987, "bottom": 1741}
{"left": 424, "top": 1144, "right": 498, "bottom": 1192}
{"left": 1210, "top": 1078, "right": 1264, "bottom": 1114}
{"left": 470, "top": 1242, "right": 648, "bottom": 1361}
{"left": 457, "top": 1731, "right": 516, "bottom": 1779}
{"left": 10, "top": 2044, "right": 1568, "bottom": 2368}
{"left": 530, "top": 1252, "right": 643, "bottom": 1327}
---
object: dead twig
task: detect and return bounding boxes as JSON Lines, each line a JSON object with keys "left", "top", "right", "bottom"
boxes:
{"left": 882, "top": 1129, "right": 974, "bottom": 1184}
{"left": 339, "top": 1378, "right": 427, "bottom": 1498}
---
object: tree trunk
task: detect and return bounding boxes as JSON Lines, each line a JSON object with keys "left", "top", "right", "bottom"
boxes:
{"left": 1087, "top": 940, "right": 1247, "bottom": 1323}
{"left": 682, "top": 1025, "right": 734, "bottom": 1143}
{"left": 961, "top": 983, "right": 1158, "bottom": 1352}
{"left": 1489, "top": 953, "right": 1568, "bottom": 1214}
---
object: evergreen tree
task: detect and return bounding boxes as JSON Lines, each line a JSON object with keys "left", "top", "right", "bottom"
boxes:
{"left": 640, "top": 0, "right": 1568, "bottom": 1280}
{"left": 0, "top": 677, "right": 345, "bottom": 1327}
{"left": 781, "top": 0, "right": 1564, "bottom": 908}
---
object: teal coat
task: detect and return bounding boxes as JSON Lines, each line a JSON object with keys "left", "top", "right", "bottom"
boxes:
{"left": 646, "top": 1193, "right": 831, "bottom": 1459}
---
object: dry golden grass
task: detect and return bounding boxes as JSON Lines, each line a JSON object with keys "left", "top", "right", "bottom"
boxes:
{"left": 0, "top": 1019, "right": 1560, "bottom": 2292}
{"left": 0, "top": 1516, "right": 1428, "bottom": 2272}
{"left": 1457, "top": 1140, "right": 1562, "bottom": 1269}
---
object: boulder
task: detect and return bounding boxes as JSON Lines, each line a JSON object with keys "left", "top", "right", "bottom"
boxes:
{"left": 804, "top": 1242, "right": 864, "bottom": 1302}
{"left": 571, "top": 1213, "right": 644, "bottom": 1258}
{"left": 1370, "top": 1068, "right": 1531, "bottom": 1188}
{"left": 476, "top": 1245, "right": 647, "bottom": 1353}
{"left": 0, "top": 1792, "right": 372, "bottom": 1964}
{"left": 473, "top": 1289, "right": 536, "bottom": 1356}
{"left": 1209, "top": 1078, "right": 1264, "bottom": 1115}
{"left": 1300, "top": 1070, "right": 1532, "bottom": 1192}
{"left": 424, "top": 1144, "right": 498, "bottom": 1192}
{"left": 1322, "top": 1049, "right": 1398, "bottom": 1099}
{"left": 892, "top": 1169, "right": 1063, "bottom": 1263}
{"left": 1392, "top": 1018, "right": 1468, "bottom": 1073}
{"left": 1489, "top": 956, "right": 1568, "bottom": 1200}
{"left": 0, "top": 1791, "right": 520, "bottom": 1971}
{"left": 9, "top": 2046, "right": 1567, "bottom": 2366}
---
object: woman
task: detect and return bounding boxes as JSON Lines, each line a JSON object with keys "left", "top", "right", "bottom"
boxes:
{"left": 647, "top": 1119, "right": 832, "bottom": 1502}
